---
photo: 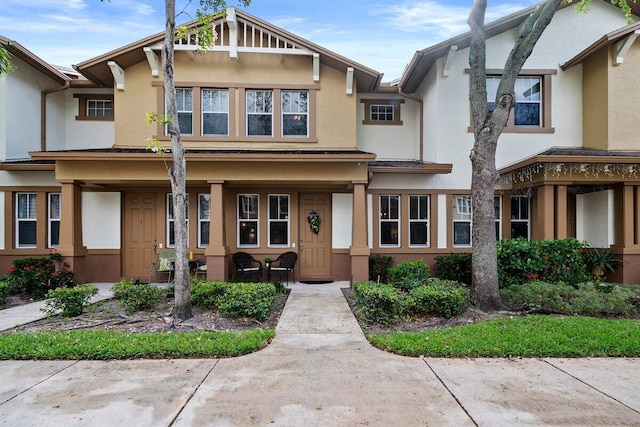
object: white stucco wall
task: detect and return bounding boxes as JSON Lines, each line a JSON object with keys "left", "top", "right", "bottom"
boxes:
{"left": 0, "top": 75, "right": 6, "bottom": 161}
{"left": 437, "top": 194, "right": 448, "bottom": 249}
{"left": 82, "top": 192, "right": 121, "bottom": 249}
{"left": 4, "top": 57, "right": 62, "bottom": 161}
{"left": 357, "top": 94, "right": 420, "bottom": 160}
{"left": 332, "top": 193, "right": 353, "bottom": 249}
{"left": 576, "top": 189, "right": 615, "bottom": 248}
{"left": 367, "top": 193, "right": 373, "bottom": 248}
{"left": 0, "top": 192, "right": 5, "bottom": 250}
{"left": 0, "top": 170, "right": 58, "bottom": 186}
{"left": 64, "top": 89, "right": 115, "bottom": 150}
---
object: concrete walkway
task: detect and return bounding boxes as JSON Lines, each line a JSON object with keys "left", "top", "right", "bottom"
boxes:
{"left": 1, "top": 282, "right": 640, "bottom": 426}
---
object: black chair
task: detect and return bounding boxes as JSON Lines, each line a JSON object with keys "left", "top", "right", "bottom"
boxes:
{"left": 232, "top": 252, "right": 263, "bottom": 282}
{"left": 268, "top": 251, "right": 298, "bottom": 285}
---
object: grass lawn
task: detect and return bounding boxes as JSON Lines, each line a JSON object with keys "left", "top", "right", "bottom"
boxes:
{"left": 367, "top": 315, "right": 640, "bottom": 357}
{"left": 0, "top": 329, "right": 275, "bottom": 360}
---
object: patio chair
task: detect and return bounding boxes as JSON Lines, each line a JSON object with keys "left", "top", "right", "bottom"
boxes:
{"left": 268, "top": 251, "right": 298, "bottom": 285}
{"left": 232, "top": 252, "right": 263, "bottom": 282}
{"left": 193, "top": 260, "right": 208, "bottom": 279}
{"left": 149, "top": 250, "right": 175, "bottom": 283}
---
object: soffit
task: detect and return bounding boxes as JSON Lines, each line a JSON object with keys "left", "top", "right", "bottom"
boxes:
{"left": 0, "top": 36, "right": 68, "bottom": 84}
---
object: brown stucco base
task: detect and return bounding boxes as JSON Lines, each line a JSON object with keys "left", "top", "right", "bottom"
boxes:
{"left": 331, "top": 252, "right": 351, "bottom": 282}
{"left": 84, "top": 254, "right": 122, "bottom": 283}
{"left": 610, "top": 254, "right": 640, "bottom": 285}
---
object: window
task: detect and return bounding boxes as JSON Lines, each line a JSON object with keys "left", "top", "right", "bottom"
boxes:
{"left": 176, "top": 88, "right": 193, "bottom": 135}
{"left": 238, "top": 194, "right": 259, "bottom": 247}
{"left": 409, "top": 195, "right": 429, "bottom": 247}
{"left": 487, "top": 76, "right": 541, "bottom": 126}
{"left": 380, "top": 195, "right": 400, "bottom": 247}
{"left": 246, "top": 90, "right": 273, "bottom": 136}
{"left": 453, "top": 195, "right": 502, "bottom": 247}
{"left": 202, "top": 89, "right": 229, "bottom": 136}
{"left": 361, "top": 99, "right": 404, "bottom": 125}
{"left": 453, "top": 196, "right": 472, "bottom": 247}
{"left": 268, "top": 195, "right": 289, "bottom": 246}
{"left": 74, "top": 94, "right": 114, "bottom": 121}
{"left": 198, "top": 194, "right": 210, "bottom": 248}
{"left": 167, "top": 194, "right": 189, "bottom": 247}
{"left": 16, "top": 193, "right": 37, "bottom": 248}
{"left": 282, "top": 91, "right": 308, "bottom": 136}
{"left": 48, "top": 193, "right": 60, "bottom": 248}
{"left": 511, "top": 196, "right": 530, "bottom": 239}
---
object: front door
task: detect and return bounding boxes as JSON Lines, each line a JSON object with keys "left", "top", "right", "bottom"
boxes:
{"left": 123, "top": 192, "right": 157, "bottom": 281}
{"left": 299, "top": 193, "right": 332, "bottom": 280}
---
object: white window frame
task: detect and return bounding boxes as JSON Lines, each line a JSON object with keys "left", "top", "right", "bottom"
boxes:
{"left": 48, "top": 193, "right": 60, "bottom": 248}
{"left": 238, "top": 194, "right": 259, "bottom": 247}
{"left": 86, "top": 99, "right": 112, "bottom": 117}
{"left": 510, "top": 195, "right": 530, "bottom": 239}
{"left": 281, "top": 90, "right": 308, "bottom": 137}
{"left": 16, "top": 192, "right": 37, "bottom": 248}
{"left": 487, "top": 76, "right": 542, "bottom": 127}
{"left": 409, "top": 195, "right": 429, "bottom": 247}
{"left": 379, "top": 195, "right": 400, "bottom": 247}
{"left": 453, "top": 195, "right": 472, "bottom": 247}
{"left": 167, "top": 193, "right": 189, "bottom": 248}
{"left": 370, "top": 104, "right": 394, "bottom": 122}
{"left": 494, "top": 195, "right": 502, "bottom": 241}
{"left": 246, "top": 90, "right": 273, "bottom": 136}
{"left": 175, "top": 88, "right": 193, "bottom": 135}
{"left": 268, "top": 194, "right": 290, "bottom": 247}
{"left": 198, "top": 194, "right": 210, "bottom": 248}
{"left": 202, "top": 88, "right": 229, "bottom": 136}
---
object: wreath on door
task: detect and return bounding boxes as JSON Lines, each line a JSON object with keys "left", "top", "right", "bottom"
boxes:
{"left": 307, "top": 210, "right": 321, "bottom": 234}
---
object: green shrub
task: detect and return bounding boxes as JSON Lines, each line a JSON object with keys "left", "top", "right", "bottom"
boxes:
{"left": 497, "top": 238, "right": 590, "bottom": 288}
{"left": 353, "top": 282, "right": 406, "bottom": 325}
{"left": 218, "top": 282, "right": 276, "bottom": 321}
{"left": 191, "top": 281, "right": 230, "bottom": 309}
{"left": 41, "top": 285, "right": 98, "bottom": 317}
{"left": 409, "top": 279, "right": 470, "bottom": 319}
{"left": 0, "top": 281, "right": 14, "bottom": 306}
{"left": 388, "top": 259, "right": 430, "bottom": 290}
{"left": 501, "top": 281, "right": 639, "bottom": 317}
{"left": 369, "top": 254, "right": 394, "bottom": 283}
{"left": 112, "top": 280, "right": 164, "bottom": 314}
{"left": 433, "top": 253, "right": 472, "bottom": 285}
{"left": 4, "top": 252, "right": 73, "bottom": 298}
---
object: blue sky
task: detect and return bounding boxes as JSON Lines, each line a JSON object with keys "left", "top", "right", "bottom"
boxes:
{"left": 2, "top": 0, "right": 540, "bottom": 81}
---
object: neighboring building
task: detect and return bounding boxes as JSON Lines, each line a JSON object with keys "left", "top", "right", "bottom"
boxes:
{"left": 1, "top": 1, "right": 640, "bottom": 284}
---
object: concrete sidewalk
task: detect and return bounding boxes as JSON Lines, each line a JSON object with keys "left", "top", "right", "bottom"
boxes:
{"left": 1, "top": 282, "right": 639, "bottom": 426}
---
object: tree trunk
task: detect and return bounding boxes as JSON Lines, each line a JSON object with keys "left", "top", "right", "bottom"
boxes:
{"left": 162, "top": 0, "right": 192, "bottom": 320}
{"left": 467, "top": 0, "right": 563, "bottom": 311}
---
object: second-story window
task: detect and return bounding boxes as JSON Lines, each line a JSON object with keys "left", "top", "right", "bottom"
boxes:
{"left": 176, "top": 88, "right": 193, "bottom": 135}
{"left": 202, "top": 89, "right": 229, "bottom": 136}
{"left": 361, "top": 99, "right": 404, "bottom": 125}
{"left": 86, "top": 99, "right": 112, "bottom": 117}
{"left": 487, "top": 76, "right": 542, "bottom": 127}
{"left": 282, "top": 91, "right": 308, "bottom": 136}
{"left": 246, "top": 90, "right": 273, "bottom": 136}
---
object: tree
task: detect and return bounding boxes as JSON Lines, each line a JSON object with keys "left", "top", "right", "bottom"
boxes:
{"left": 0, "top": 45, "right": 15, "bottom": 75}
{"left": 467, "top": 0, "right": 633, "bottom": 311}
{"left": 157, "top": 0, "right": 249, "bottom": 319}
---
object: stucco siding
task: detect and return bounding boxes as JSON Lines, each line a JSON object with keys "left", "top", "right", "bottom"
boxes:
{"left": 64, "top": 89, "right": 114, "bottom": 150}
{"left": 609, "top": 42, "right": 640, "bottom": 150}
{"left": 0, "top": 192, "right": 4, "bottom": 251}
{"left": 576, "top": 190, "right": 615, "bottom": 248}
{"left": 82, "top": 192, "right": 121, "bottom": 249}
{"left": 332, "top": 193, "right": 353, "bottom": 249}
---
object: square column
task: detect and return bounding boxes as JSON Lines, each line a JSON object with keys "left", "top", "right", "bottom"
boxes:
{"left": 350, "top": 182, "right": 370, "bottom": 282}
{"left": 204, "top": 181, "right": 229, "bottom": 281}
{"left": 57, "top": 181, "right": 87, "bottom": 283}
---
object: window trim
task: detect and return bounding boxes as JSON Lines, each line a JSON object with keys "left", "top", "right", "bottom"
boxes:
{"left": 174, "top": 88, "right": 193, "bottom": 136}
{"left": 467, "top": 69, "right": 556, "bottom": 134}
{"left": 246, "top": 89, "right": 274, "bottom": 137}
{"left": 379, "top": 195, "right": 400, "bottom": 248}
{"left": 198, "top": 193, "right": 210, "bottom": 248}
{"left": 268, "top": 194, "right": 290, "bottom": 248}
{"left": 201, "top": 88, "right": 229, "bottom": 136}
{"left": 510, "top": 195, "right": 531, "bottom": 240}
{"left": 167, "top": 193, "right": 189, "bottom": 248}
{"left": 16, "top": 192, "right": 38, "bottom": 248}
{"left": 74, "top": 94, "right": 114, "bottom": 121}
{"left": 48, "top": 193, "right": 60, "bottom": 248}
{"left": 409, "top": 195, "right": 430, "bottom": 248}
{"left": 237, "top": 194, "right": 259, "bottom": 248}
{"left": 361, "top": 98, "right": 404, "bottom": 125}
{"left": 281, "top": 90, "right": 309, "bottom": 138}
{"left": 453, "top": 195, "right": 472, "bottom": 248}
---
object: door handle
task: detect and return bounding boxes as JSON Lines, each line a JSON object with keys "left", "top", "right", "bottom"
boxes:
{"left": 299, "top": 240, "right": 303, "bottom": 249}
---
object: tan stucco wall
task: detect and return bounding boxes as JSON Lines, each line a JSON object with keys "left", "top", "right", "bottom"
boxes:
{"left": 608, "top": 43, "right": 640, "bottom": 150}
{"left": 582, "top": 48, "right": 609, "bottom": 150}
{"left": 114, "top": 50, "right": 357, "bottom": 150}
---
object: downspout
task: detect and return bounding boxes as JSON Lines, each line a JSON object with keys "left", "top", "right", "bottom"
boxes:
{"left": 41, "top": 81, "right": 70, "bottom": 152}
{"left": 397, "top": 88, "right": 424, "bottom": 162}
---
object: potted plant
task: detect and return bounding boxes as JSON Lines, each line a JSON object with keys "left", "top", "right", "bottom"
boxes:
{"left": 264, "top": 257, "right": 272, "bottom": 268}
{"left": 583, "top": 248, "right": 622, "bottom": 282}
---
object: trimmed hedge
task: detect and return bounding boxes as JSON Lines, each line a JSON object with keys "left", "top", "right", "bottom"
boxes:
{"left": 41, "top": 285, "right": 98, "bottom": 317}
{"left": 191, "top": 281, "right": 231, "bottom": 309}
{"left": 218, "top": 282, "right": 277, "bottom": 321}
{"left": 112, "top": 280, "right": 165, "bottom": 314}
{"left": 433, "top": 253, "right": 472, "bottom": 286}
{"left": 409, "top": 279, "right": 470, "bottom": 319}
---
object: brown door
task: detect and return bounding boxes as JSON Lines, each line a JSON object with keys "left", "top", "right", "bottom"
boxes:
{"left": 299, "top": 193, "right": 332, "bottom": 280}
{"left": 124, "top": 192, "right": 157, "bottom": 281}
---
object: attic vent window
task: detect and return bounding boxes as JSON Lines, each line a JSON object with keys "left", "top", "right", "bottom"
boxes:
{"left": 361, "top": 99, "right": 404, "bottom": 125}
{"left": 74, "top": 94, "right": 114, "bottom": 121}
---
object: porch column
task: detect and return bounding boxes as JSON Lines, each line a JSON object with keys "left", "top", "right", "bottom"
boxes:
{"left": 555, "top": 185, "right": 568, "bottom": 239}
{"left": 205, "top": 181, "right": 229, "bottom": 281}
{"left": 57, "top": 181, "right": 88, "bottom": 283}
{"left": 350, "top": 182, "right": 370, "bottom": 282}
{"left": 614, "top": 184, "right": 637, "bottom": 248}
{"left": 533, "top": 185, "right": 555, "bottom": 240}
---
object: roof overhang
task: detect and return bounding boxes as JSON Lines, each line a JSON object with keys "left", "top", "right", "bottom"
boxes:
{"left": 0, "top": 36, "right": 69, "bottom": 84}
{"left": 368, "top": 160, "right": 452, "bottom": 175}
{"left": 0, "top": 161, "right": 55, "bottom": 171}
